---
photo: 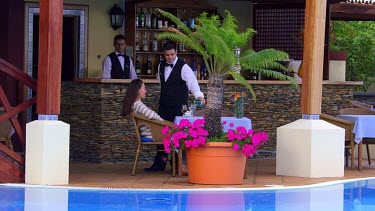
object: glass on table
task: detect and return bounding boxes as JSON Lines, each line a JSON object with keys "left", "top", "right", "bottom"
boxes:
{"left": 189, "top": 104, "right": 197, "bottom": 115}
{"left": 181, "top": 105, "right": 187, "bottom": 115}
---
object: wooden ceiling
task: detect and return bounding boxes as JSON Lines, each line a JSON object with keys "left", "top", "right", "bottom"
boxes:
{"left": 250, "top": 0, "right": 346, "bottom": 4}
{"left": 251, "top": 0, "right": 375, "bottom": 21}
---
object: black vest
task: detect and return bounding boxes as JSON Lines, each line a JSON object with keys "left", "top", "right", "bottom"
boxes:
{"left": 108, "top": 52, "right": 130, "bottom": 79}
{"left": 159, "top": 59, "right": 188, "bottom": 106}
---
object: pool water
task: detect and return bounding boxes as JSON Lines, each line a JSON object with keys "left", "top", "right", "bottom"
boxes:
{"left": 1, "top": 178, "right": 375, "bottom": 210}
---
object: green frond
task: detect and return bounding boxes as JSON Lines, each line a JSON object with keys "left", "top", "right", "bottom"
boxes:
{"left": 157, "top": 9, "right": 193, "bottom": 37}
{"left": 228, "top": 70, "right": 256, "bottom": 101}
{"left": 156, "top": 32, "right": 208, "bottom": 58}
{"left": 156, "top": 9, "right": 297, "bottom": 101}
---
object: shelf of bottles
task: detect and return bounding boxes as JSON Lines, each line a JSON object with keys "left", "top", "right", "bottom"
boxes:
{"left": 133, "top": 6, "right": 211, "bottom": 79}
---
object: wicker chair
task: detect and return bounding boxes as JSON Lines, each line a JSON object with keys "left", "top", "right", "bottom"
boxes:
{"left": 129, "top": 112, "right": 181, "bottom": 176}
{"left": 339, "top": 108, "right": 375, "bottom": 165}
{"left": 351, "top": 100, "right": 373, "bottom": 110}
{"left": 339, "top": 108, "right": 375, "bottom": 115}
{"left": 320, "top": 113, "right": 355, "bottom": 169}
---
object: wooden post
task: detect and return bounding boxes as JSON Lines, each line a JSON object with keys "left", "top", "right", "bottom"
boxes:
{"left": 300, "top": 0, "right": 327, "bottom": 116}
{"left": 36, "top": 0, "right": 63, "bottom": 115}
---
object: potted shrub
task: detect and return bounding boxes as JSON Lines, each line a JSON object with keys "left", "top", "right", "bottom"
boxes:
{"left": 157, "top": 9, "right": 297, "bottom": 138}
{"left": 162, "top": 118, "right": 268, "bottom": 184}
{"left": 158, "top": 10, "right": 296, "bottom": 184}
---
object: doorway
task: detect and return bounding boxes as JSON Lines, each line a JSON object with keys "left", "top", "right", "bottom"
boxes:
{"left": 32, "top": 16, "right": 78, "bottom": 81}
{"left": 25, "top": 3, "right": 88, "bottom": 122}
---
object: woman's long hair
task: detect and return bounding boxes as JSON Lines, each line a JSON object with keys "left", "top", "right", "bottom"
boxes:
{"left": 122, "top": 79, "right": 143, "bottom": 116}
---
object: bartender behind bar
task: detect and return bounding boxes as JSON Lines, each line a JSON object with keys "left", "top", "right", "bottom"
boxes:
{"left": 102, "top": 34, "right": 137, "bottom": 79}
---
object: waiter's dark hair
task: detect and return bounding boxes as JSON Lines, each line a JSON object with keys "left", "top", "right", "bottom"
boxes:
{"left": 162, "top": 42, "right": 176, "bottom": 51}
{"left": 114, "top": 34, "right": 126, "bottom": 43}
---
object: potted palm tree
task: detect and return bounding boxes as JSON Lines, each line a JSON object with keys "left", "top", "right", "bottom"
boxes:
{"left": 157, "top": 9, "right": 297, "bottom": 137}
{"left": 158, "top": 10, "right": 297, "bottom": 184}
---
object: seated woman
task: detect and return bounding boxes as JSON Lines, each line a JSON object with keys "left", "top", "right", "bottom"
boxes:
{"left": 122, "top": 79, "right": 168, "bottom": 172}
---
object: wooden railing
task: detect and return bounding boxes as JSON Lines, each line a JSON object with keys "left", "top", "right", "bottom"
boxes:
{"left": 0, "top": 58, "right": 37, "bottom": 151}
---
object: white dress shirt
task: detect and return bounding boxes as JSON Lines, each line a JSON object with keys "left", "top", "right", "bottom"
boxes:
{"left": 102, "top": 51, "right": 137, "bottom": 79}
{"left": 158, "top": 56, "right": 204, "bottom": 99}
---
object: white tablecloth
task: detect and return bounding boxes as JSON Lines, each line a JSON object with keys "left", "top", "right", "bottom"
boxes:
{"left": 337, "top": 115, "right": 375, "bottom": 144}
{"left": 174, "top": 116, "right": 252, "bottom": 132}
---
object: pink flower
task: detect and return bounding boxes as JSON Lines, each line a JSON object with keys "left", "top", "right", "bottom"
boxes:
{"left": 233, "top": 144, "right": 240, "bottom": 151}
{"left": 162, "top": 118, "right": 267, "bottom": 158}
{"left": 161, "top": 126, "right": 170, "bottom": 135}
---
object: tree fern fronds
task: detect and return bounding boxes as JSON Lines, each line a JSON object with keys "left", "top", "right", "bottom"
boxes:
{"left": 221, "top": 10, "right": 239, "bottom": 31}
{"left": 157, "top": 9, "right": 193, "bottom": 37}
{"left": 156, "top": 32, "right": 208, "bottom": 58}
{"left": 228, "top": 70, "right": 256, "bottom": 101}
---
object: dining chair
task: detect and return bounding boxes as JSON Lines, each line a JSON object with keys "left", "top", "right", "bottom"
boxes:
{"left": 339, "top": 108, "right": 375, "bottom": 165}
{"left": 0, "top": 107, "right": 15, "bottom": 149}
{"left": 129, "top": 112, "right": 180, "bottom": 176}
{"left": 351, "top": 101, "right": 373, "bottom": 110}
{"left": 320, "top": 113, "right": 355, "bottom": 169}
{"left": 339, "top": 108, "right": 375, "bottom": 115}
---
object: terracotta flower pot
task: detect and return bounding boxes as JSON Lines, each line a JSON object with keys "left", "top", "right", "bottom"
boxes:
{"left": 186, "top": 142, "right": 246, "bottom": 185}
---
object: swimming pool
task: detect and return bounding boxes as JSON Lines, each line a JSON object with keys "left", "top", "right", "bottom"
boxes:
{"left": 1, "top": 178, "right": 375, "bottom": 210}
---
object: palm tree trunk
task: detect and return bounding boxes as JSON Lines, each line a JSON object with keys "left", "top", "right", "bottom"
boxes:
{"left": 205, "top": 75, "right": 224, "bottom": 138}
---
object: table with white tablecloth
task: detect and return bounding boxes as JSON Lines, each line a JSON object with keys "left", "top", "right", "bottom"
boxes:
{"left": 337, "top": 114, "right": 375, "bottom": 170}
{"left": 337, "top": 115, "right": 375, "bottom": 144}
{"left": 174, "top": 116, "right": 252, "bottom": 132}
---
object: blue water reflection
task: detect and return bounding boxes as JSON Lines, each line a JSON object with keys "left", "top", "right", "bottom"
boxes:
{"left": 1, "top": 178, "right": 375, "bottom": 210}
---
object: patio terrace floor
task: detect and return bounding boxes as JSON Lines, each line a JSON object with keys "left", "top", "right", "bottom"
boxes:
{"left": 65, "top": 158, "right": 375, "bottom": 189}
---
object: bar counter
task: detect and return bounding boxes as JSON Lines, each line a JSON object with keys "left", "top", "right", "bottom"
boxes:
{"left": 61, "top": 78, "right": 362, "bottom": 163}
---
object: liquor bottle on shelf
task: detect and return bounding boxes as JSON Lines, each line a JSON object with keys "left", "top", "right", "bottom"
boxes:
{"left": 151, "top": 32, "right": 158, "bottom": 52}
{"left": 159, "top": 55, "right": 163, "bottom": 63}
{"left": 135, "top": 31, "right": 140, "bottom": 52}
{"left": 151, "top": 9, "right": 157, "bottom": 29}
{"left": 136, "top": 7, "right": 140, "bottom": 28}
{"left": 196, "top": 63, "right": 201, "bottom": 80}
{"left": 157, "top": 12, "right": 163, "bottom": 29}
{"left": 161, "top": 39, "right": 167, "bottom": 48}
{"left": 200, "top": 62, "right": 206, "bottom": 80}
{"left": 138, "top": 7, "right": 145, "bottom": 29}
{"left": 192, "top": 56, "right": 197, "bottom": 78}
{"left": 135, "top": 55, "right": 141, "bottom": 75}
{"left": 164, "top": 18, "right": 169, "bottom": 28}
{"left": 145, "top": 8, "right": 151, "bottom": 29}
{"left": 189, "top": 12, "right": 195, "bottom": 30}
{"left": 142, "top": 31, "right": 148, "bottom": 52}
{"left": 146, "top": 55, "right": 152, "bottom": 75}
{"left": 178, "top": 43, "right": 183, "bottom": 52}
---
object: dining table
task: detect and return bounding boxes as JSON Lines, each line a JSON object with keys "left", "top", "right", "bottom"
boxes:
{"left": 337, "top": 114, "right": 375, "bottom": 170}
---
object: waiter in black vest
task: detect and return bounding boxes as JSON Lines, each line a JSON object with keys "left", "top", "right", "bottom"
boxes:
{"left": 144, "top": 42, "right": 206, "bottom": 171}
{"left": 158, "top": 42, "right": 205, "bottom": 121}
{"left": 102, "top": 35, "right": 137, "bottom": 79}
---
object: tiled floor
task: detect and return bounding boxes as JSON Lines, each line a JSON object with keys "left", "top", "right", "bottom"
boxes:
{"left": 67, "top": 159, "right": 375, "bottom": 189}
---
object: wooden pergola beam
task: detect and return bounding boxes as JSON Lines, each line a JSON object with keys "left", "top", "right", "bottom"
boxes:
{"left": 301, "top": 0, "right": 327, "bottom": 115}
{"left": 36, "top": 0, "right": 63, "bottom": 115}
{"left": 331, "top": 3, "right": 375, "bottom": 20}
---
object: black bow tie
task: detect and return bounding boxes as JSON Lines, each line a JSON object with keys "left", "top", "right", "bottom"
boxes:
{"left": 166, "top": 63, "right": 173, "bottom": 68}
{"left": 117, "top": 54, "right": 125, "bottom": 57}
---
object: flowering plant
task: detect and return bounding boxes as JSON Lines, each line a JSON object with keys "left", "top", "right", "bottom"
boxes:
{"left": 162, "top": 118, "right": 268, "bottom": 157}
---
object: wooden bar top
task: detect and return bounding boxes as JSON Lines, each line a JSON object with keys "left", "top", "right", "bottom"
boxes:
{"left": 74, "top": 77, "right": 363, "bottom": 85}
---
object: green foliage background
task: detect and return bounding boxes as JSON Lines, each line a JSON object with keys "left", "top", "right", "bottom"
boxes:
{"left": 331, "top": 21, "right": 375, "bottom": 91}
